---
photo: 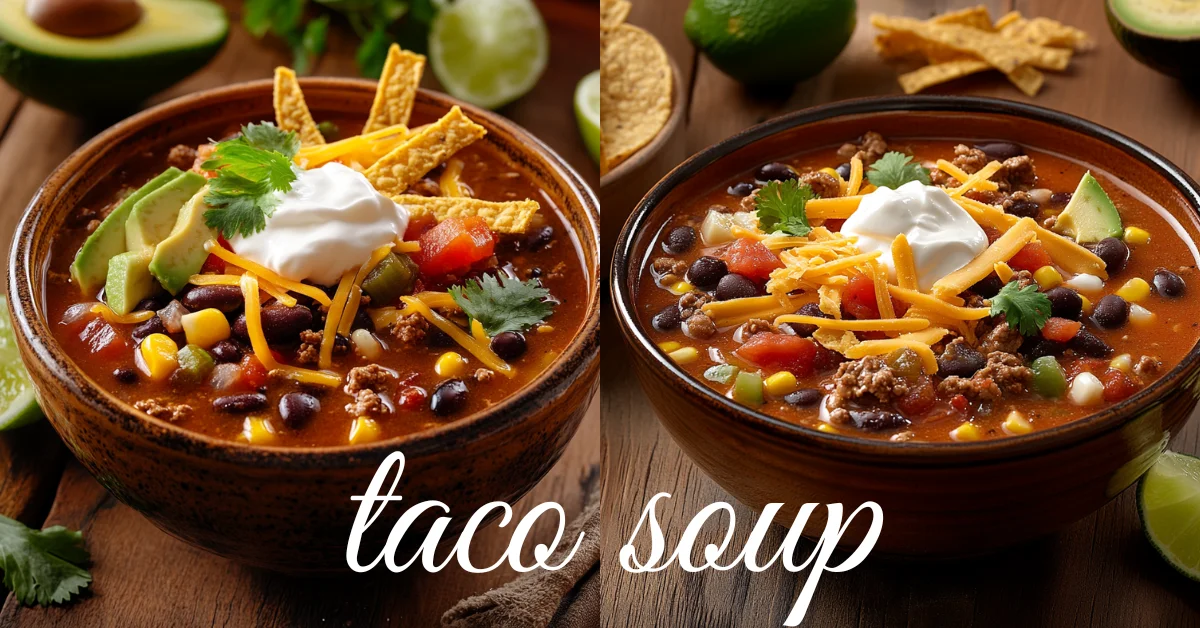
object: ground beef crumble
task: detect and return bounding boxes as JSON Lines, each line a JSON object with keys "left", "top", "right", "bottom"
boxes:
{"left": 739, "top": 189, "right": 759, "bottom": 212}
{"left": 938, "top": 351, "right": 1031, "bottom": 401}
{"left": 1134, "top": 355, "right": 1162, "bottom": 378}
{"left": 295, "top": 330, "right": 322, "bottom": 365}
{"left": 652, "top": 257, "right": 688, "bottom": 277}
{"left": 473, "top": 368, "right": 495, "bottom": 383}
{"left": 979, "top": 320, "right": 1023, "bottom": 354}
{"left": 826, "top": 356, "right": 909, "bottom": 425}
{"left": 344, "top": 365, "right": 395, "bottom": 416}
{"left": 800, "top": 171, "right": 841, "bottom": 199}
{"left": 997, "top": 155, "right": 1036, "bottom": 191}
{"left": 836, "top": 132, "right": 888, "bottom": 166}
{"left": 134, "top": 399, "right": 192, "bottom": 422}
{"left": 678, "top": 291, "right": 712, "bottom": 319}
{"left": 740, "top": 319, "right": 778, "bottom": 337}
{"left": 683, "top": 313, "right": 717, "bottom": 339}
{"left": 390, "top": 314, "right": 430, "bottom": 348}
{"left": 167, "top": 144, "right": 198, "bottom": 171}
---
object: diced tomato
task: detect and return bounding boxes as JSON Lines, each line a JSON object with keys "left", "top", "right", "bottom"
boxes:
{"left": 404, "top": 214, "right": 438, "bottom": 241}
{"left": 78, "top": 318, "right": 130, "bottom": 360}
{"left": 1008, "top": 241, "right": 1053, "bottom": 272}
{"left": 1064, "top": 357, "right": 1109, "bottom": 379}
{"left": 1101, "top": 369, "right": 1139, "bottom": 402}
{"left": 734, "top": 333, "right": 817, "bottom": 377}
{"left": 200, "top": 253, "right": 226, "bottom": 274}
{"left": 414, "top": 216, "right": 496, "bottom": 277}
{"left": 842, "top": 274, "right": 879, "bottom": 320}
{"left": 720, "top": 238, "right": 782, "bottom": 282}
{"left": 896, "top": 376, "right": 936, "bottom": 416}
{"left": 397, "top": 385, "right": 428, "bottom": 411}
{"left": 823, "top": 219, "right": 846, "bottom": 232}
{"left": 1041, "top": 317, "right": 1082, "bottom": 343}
{"left": 982, "top": 226, "right": 1003, "bottom": 243}
{"left": 240, "top": 355, "right": 269, "bottom": 390}
{"left": 950, "top": 394, "right": 970, "bottom": 413}
{"left": 217, "top": 233, "right": 232, "bottom": 251}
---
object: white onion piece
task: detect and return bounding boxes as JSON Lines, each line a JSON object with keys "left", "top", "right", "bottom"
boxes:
{"left": 157, "top": 301, "right": 188, "bottom": 334}
{"left": 1069, "top": 372, "right": 1104, "bottom": 406}
{"left": 352, "top": 329, "right": 383, "bottom": 360}
{"left": 61, "top": 302, "right": 99, "bottom": 326}
{"left": 1064, "top": 274, "right": 1104, "bottom": 293}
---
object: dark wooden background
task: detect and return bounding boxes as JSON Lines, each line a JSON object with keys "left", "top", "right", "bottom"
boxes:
{"left": 0, "top": 0, "right": 600, "bottom": 625}
{"left": 600, "top": 0, "right": 1200, "bottom": 626}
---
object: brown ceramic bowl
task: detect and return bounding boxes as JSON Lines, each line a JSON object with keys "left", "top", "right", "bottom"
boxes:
{"left": 612, "top": 96, "right": 1200, "bottom": 556}
{"left": 8, "top": 78, "right": 600, "bottom": 573}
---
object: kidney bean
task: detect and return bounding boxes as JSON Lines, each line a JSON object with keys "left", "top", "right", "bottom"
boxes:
{"left": 714, "top": 273, "right": 758, "bottom": 301}
{"left": 209, "top": 340, "right": 242, "bottom": 363}
{"left": 1024, "top": 338, "right": 1068, "bottom": 360}
{"left": 1070, "top": 328, "right": 1113, "bottom": 357}
{"left": 233, "top": 304, "right": 314, "bottom": 344}
{"left": 687, "top": 256, "right": 728, "bottom": 289}
{"left": 937, "top": 342, "right": 986, "bottom": 377}
{"left": 213, "top": 393, "right": 268, "bottom": 413}
{"left": 134, "top": 294, "right": 169, "bottom": 312}
{"left": 783, "top": 302, "right": 828, "bottom": 337}
{"left": 1090, "top": 237, "right": 1129, "bottom": 274}
{"left": 784, "top": 388, "right": 823, "bottom": 407}
{"left": 131, "top": 315, "right": 165, "bottom": 342}
{"left": 278, "top": 392, "right": 320, "bottom": 429}
{"left": 1049, "top": 192, "right": 1072, "bottom": 207}
{"left": 431, "top": 379, "right": 469, "bottom": 416}
{"left": 1092, "top": 295, "right": 1128, "bottom": 329}
{"left": 1045, "top": 287, "right": 1083, "bottom": 320}
{"left": 664, "top": 226, "right": 697, "bottom": 255}
{"left": 652, "top": 305, "right": 682, "bottom": 331}
{"left": 728, "top": 182, "right": 755, "bottom": 197}
{"left": 1153, "top": 268, "right": 1186, "bottom": 297}
{"left": 975, "top": 141, "right": 1024, "bottom": 161}
{"left": 756, "top": 162, "right": 797, "bottom": 182}
{"left": 182, "top": 285, "right": 244, "bottom": 313}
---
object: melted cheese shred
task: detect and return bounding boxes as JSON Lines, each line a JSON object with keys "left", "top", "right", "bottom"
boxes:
{"left": 239, "top": 273, "right": 341, "bottom": 387}
{"left": 773, "top": 315, "right": 928, "bottom": 332}
{"left": 206, "top": 241, "right": 332, "bottom": 306}
{"left": 931, "top": 217, "right": 1037, "bottom": 296}
{"left": 868, "top": 261, "right": 896, "bottom": 320}
{"left": 400, "top": 296, "right": 513, "bottom": 376}
{"left": 805, "top": 195, "right": 864, "bottom": 220}
{"left": 843, "top": 327, "right": 950, "bottom": 374}
{"left": 320, "top": 271, "right": 357, "bottom": 369}
{"left": 90, "top": 304, "right": 155, "bottom": 325}
{"left": 846, "top": 156, "right": 864, "bottom": 196}
{"left": 888, "top": 285, "right": 993, "bottom": 320}
{"left": 187, "top": 274, "right": 297, "bottom": 307}
{"left": 701, "top": 294, "right": 805, "bottom": 328}
{"left": 337, "top": 245, "right": 395, "bottom": 337}
{"left": 948, "top": 160, "right": 1003, "bottom": 198}
{"left": 955, "top": 196, "right": 1107, "bottom": 279}
{"left": 935, "top": 159, "right": 999, "bottom": 192}
{"left": 890, "top": 234, "right": 919, "bottom": 290}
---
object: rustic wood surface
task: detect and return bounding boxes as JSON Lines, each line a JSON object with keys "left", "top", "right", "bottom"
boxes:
{"left": 0, "top": 0, "right": 600, "bottom": 625}
{"left": 600, "top": 0, "right": 1200, "bottom": 626}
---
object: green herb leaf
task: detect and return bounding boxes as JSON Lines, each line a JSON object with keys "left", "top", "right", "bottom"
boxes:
{"left": 201, "top": 124, "right": 299, "bottom": 239}
{"left": 236, "top": 122, "right": 301, "bottom": 159}
{"left": 449, "top": 275, "right": 555, "bottom": 336}
{"left": 0, "top": 515, "right": 91, "bottom": 606}
{"left": 703, "top": 364, "right": 739, "bottom": 384}
{"left": 989, "top": 281, "right": 1053, "bottom": 336}
{"left": 356, "top": 23, "right": 393, "bottom": 79}
{"left": 866, "top": 151, "right": 931, "bottom": 190}
{"left": 755, "top": 180, "right": 815, "bottom": 237}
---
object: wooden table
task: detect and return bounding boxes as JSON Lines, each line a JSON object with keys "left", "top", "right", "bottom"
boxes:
{"left": 600, "top": 1, "right": 1200, "bottom": 626}
{"left": 0, "top": 1, "right": 600, "bottom": 625}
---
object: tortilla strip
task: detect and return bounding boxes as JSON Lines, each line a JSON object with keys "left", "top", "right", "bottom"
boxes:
{"left": 601, "top": 0, "right": 631, "bottom": 31}
{"left": 394, "top": 195, "right": 540, "bottom": 234}
{"left": 870, "top": 15, "right": 1071, "bottom": 73}
{"left": 899, "top": 59, "right": 1044, "bottom": 96}
{"left": 365, "top": 106, "right": 486, "bottom": 197}
{"left": 273, "top": 67, "right": 324, "bottom": 146}
{"left": 363, "top": 44, "right": 426, "bottom": 133}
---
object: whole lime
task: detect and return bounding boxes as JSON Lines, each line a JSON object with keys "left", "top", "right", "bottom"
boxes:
{"left": 684, "top": 0, "right": 857, "bottom": 87}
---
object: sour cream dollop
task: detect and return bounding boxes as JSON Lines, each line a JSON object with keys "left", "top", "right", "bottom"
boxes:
{"left": 840, "top": 181, "right": 987, "bottom": 292}
{"left": 229, "top": 162, "right": 410, "bottom": 286}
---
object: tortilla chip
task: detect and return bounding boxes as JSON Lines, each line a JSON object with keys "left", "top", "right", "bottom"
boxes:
{"left": 1001, "top": 17, "right": 1095, "bottom": 51}
{"left": 993, "top": 11, "right": 1022, "bottom": 30}
{"left": 600, "top": 23, "right": 672, "bottom": 174}
{"left": 366, "top": 106, "right": 486, "bottom": 197}
{"left": 870, "top": 15, "right": 1070, "bottom": 73}
{"left": 601, "top": 0, "right": 631, "bottom": 31}
{"left": 898, "top": 59, "right": 990, "bottom": 94}
{"left": 364, "top": 44, "right": 426, "bottom": 134}
{"left": 273, "top": 67, "right": 325, "bottom": 146}
{"left": 813, "top": 328, "right": 859, "bottom": 354}
{"left": 394, "top": 195, "right": 540, "bottom": 234}
{"left": 1003, "top": 64, "right": 1045, "bottom": 96}
{"left": 931, "top": 5, "right": 994, "bottom": 30}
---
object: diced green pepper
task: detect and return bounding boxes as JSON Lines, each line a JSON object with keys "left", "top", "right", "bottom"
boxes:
{"left": 362, "top": 253, "right": 419, "bottom": 306}
{"left": 886, "top": 347, "right": 922, "bottom": 380}
{"left": 732, "top": 371, "right": 764, "bottom": 407}
{"left": 175, "top": 344, "right": 215, "bottom": 384}
{"left": 1031, "top": 355, "right": 1067, "bottom": 398}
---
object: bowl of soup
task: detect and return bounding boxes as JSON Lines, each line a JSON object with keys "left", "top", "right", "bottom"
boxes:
{"left": 8, "top": 75, "right": 600, "bottom": 572}
{"left": 611, "top": 96, "right": 1200, "bottom": 555}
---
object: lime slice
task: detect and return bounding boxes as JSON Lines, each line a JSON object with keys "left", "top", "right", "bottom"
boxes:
{"left": 575, "top": 70, "right": 600, "bottom": 165}
{"left": 0, "top": 295, "right": 42, "bottom": 431}
{"left": 428, "top": 0, "right": 549, "bottom": 110}
{"left": 1138, "top": 450, "right": 1200, "bottom": 582}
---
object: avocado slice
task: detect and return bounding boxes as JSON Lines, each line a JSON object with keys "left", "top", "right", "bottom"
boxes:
{"left": 68, "top": 167, "right": 181, "bottom": 298}
{"left": 124, "top": 171, "right": 206, "bottom": 253}
{"left": 1108, "top": 0, "right": 1200, "bottom": 80}
{"left": 150, "top": 187, "right": 216, "bottom": 295}
{"left": 0, "top": 0, "right": 228, "bottom": 116}
{"left": 105, "top": 250, "right": 155, "bottom": 316}
{"left": 1052, "top": 172, "right": 1124, "bottom": 244}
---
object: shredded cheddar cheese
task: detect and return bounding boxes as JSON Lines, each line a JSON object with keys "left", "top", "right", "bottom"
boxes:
{"left": 90, "top": 304, "right": 155, "bottom": 325}
{"left": 891, "top": 234, "right": 919, "bottom": 290}
{"left": 888, "top": 285, "right": 993, "bottom": 320}
{"left": 320, "top": 270, "right": 357, "bottom": 369}
{"left": 394, "top": 241, "right": 421, "bottom": 254}
{"left": 948, "top": 160, "right": 1003, "bottom": 198}
{"left": 400, "top": 296, "right": 513, "bottom": 376}
{"left": 700, "top": 294, "right": 806, "bottom": 328}
{"left": 954, "top": 197, "right": 1107, "bottom": 279}
{"left": 805, "top": 195, "right": 864, "bottom": 220}
{"left": 931, "top": 217, "right": 1037, "bottom": 296}
{"left": 185, "top": 274, "right": 297, "bottom": 307}
{"left": 240, "top": 273, "right": 340, "bottom": 387}
{"left": 205, "top": 241, "right": 332, "bottom": 306}
{"left": 845, "top": 339, "right": 939, "bottom": 373}
{"left": 773, "top": 315, "right": 929, "bottom": 332}
{"left": 846, "top": 156, "right": 863, "bottom": 196}
{"left": 936, "top": 159, "right": 999, "bottom": 191}
{"left": 994, "top": 261, "right": 1014, "bottom": 283}
{"left": 868, "top": 260, "right": 896, "bottom": 320}
{"left": 440, "top": 159, "right": 467, "bottom": 197}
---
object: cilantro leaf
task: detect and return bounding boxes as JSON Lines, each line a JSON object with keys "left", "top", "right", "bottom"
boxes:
{"left": 0, "top": 515, "right": 91, "bottom": 606}
{"left": 989, "top": 281, "right": 1052, "bottom": 336}
{"left": 755, "top": 180, "right": 815, "bottom": 237}
{"left": 201, "top": 124, "right": 299, "bottom": 239}
{"left": 449, "top": 275, "right": 555, "bottom": 336}
{"left": 866, "top": 151, "right": 931, "bottom": 189}
{"left": 234, "top": 122, "right": 301, "bottom": 159}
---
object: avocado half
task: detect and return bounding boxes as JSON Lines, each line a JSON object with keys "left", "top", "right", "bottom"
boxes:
{"left": 0, "top": 0, "right": 228, "bottom": 116}
{"left": 1107, "top": 0, "right": 1200, "bottom": 80}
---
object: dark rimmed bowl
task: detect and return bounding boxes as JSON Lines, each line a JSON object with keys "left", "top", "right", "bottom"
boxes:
{"left": 9, "top": 78, "right": 601, "bottom": 573}
{"left": 612, "top": 96, "right": 1200, "bottom": 556}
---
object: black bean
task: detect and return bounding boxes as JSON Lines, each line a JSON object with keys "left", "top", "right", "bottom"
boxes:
{"left": 652, "top": 305, "right": 682, "bottom": 331}
{"left": 756, "top": 162, "right": 797, "bottom": 182}
{"left": 113, "top": 367, "right": 137, "bottom": 383}
{"left": 1006, "top": 199, "right": 1040, "bottom": 219}
{"left": 131, "top": 316, "right": 165, "bottom": 342}
{"left": 134, "top": 294, "right": 169, "bottom": 312}
{"left": 714, "top": 273, "right": 758, "bottom": 301}
{"left": 1045, "top": 286, "right": 1083, "bottom": 320}
{"left": 969, "top": 274, "right": 1004, "bottom": 299}
{"left": 490, "top": 331, "right": 527, "bottom": 360}
{"left": 848, "top": 409, "right": 911, "bottom": 431}
{"left": 525, "top": 225, "right": 554, "bottom": 252}
{"left": 431, "top": 379, "right": 468, "bottom": 416}
{"left": 728, "top": 182, "right": 755, "bottom": 197}
{"left": 1024, "top": 338, "right": 1068, "bottom": 360}
{"left": 1070, "top": 327, "right": 1113, "bottom": 357}
{"left": 937, "top": 342, "right": 986, "bottom": 377}
{"left": 213, "top": 393, "right": 268, "bottom": 413}
{"left": 278, "top": 392, "right": 320, "bottom": 429}
{"left": 1153, "top": 268, "right": 1186, "bottom": 297}
{"left": 352, "top": 308, "right": 373, "bottom": 331}
{"left": 784, "top": 302, "right": 828, "bottom": 337}
{"left": 234, "top": 305, "right": 314, "bottom": 343}
{"left": 181, "top": 285, "right": 244, "bottom": 313}
{"left": 975, "top": 141, "right": 1024, "bottom": 161}
{"left": 664, "top": 226, "right": 697, "bottom": 255}
{"left": 784, "top": 388, "right": 823, "bottom": 407}
{"left": 1049, "top": 192, "right": 1072, "bottom": 207}
{"left": 427, "top": 327, "right": 455, "bottom": 348}
{"left": 1092, "top": 295, "right": 1128, "bottom": 329}
{"left": 334, "top": 333, "right": 352, "bottom": 354}
{"left": 687, "top": 256, "right": 728, "bottom": 289}
{"left": 835, "top": 162, "right": 851, "bottom": 179}
{"left": 1091, "top": 237, "right": 1129, "bottom": 274}
{"left": 210, "top": 340, "right": 242, "bottom": 363}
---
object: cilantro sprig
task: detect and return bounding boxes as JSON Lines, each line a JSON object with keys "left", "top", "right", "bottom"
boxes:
{"left": 755, "top": 180, "right": 815, "bottom": 237}
{"left": 866, "top": 151, "right": 931, "bottom": 189}
{"left": 989, "top": 281, "right": 1052, "bottom": 336}
{"left": 0, "top": 515, "right": 91, "bottom": 606}
{"left": 202, "top": 123, "right": 301, "bottom": 239}
{"left": 450, "top": 275, "right": 556, "bottom": 336}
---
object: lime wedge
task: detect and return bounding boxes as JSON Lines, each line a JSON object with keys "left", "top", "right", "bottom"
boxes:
{"left": 575, "top": 70, "right": 600, "bottom": 165}
{"left": 1138, "top": 450, "right": 1200, "bottom": 582}
{"left": 428, "top": 0, "right": 549, "bottom": 110}
{"left": 0, "top": 295, "right": 42, "bottom": 431}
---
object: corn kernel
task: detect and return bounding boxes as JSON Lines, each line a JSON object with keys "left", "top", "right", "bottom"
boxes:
{"left": 1110, "top": 353, "right": 1133, "bottom": 373}
{"left": 669, "top": 281, "right": 694, "bottom": 295}
{"left": 435, "top": 351, "right": 469, "bottom": 378}
{"left": 994, "top": 261, "right": 1014, "bottom": 283}
{"left": 1080, "top": 295, "right": 1093, "bottom": 315}
{"left": 1002, "top": 410, "right": 1032, "bottom": 435}
{"left": 1124, "top": 226, "right": 1150, "bottom": 245}
{"left": 240, "top": 416, "right": 277, "bottom": 445}
{"left": 1129, "top": 303, "right": 1156, "bottom": 327}
{"left": 817, "top": 423, "right": 838, "bottom": 434}
{"left": 950, "top": 422, "right": 981, "bottom": 442}
{"left": 657, "top": 341, "right": 682, "bottom": 353}
{"left": 667, "top": 347, "right": 698, "bottom": 365}
{"left": 348, "top": 417, "right": 381, "bottom": 445}
{"left": 139, "top": 333, "right": 179, "bottom": 382}
{"left": 537, "top": 325, "right": 554, "bottom": 334}
{"left": 180, "top": 308, "right": 230, "bottom": 349}
{"left": 1116, "top": 277, "right": 1151, "bottom": 303}
{"left": 763, "top": 371, "right": 799, "bottom": 396}
{"left": 1033, "top": 266, "right": 1063, "bottom": 290}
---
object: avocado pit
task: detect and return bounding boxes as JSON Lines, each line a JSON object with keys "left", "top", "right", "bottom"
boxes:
{"left": 26, "top": 0, "right": 143, "bottom": 38}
